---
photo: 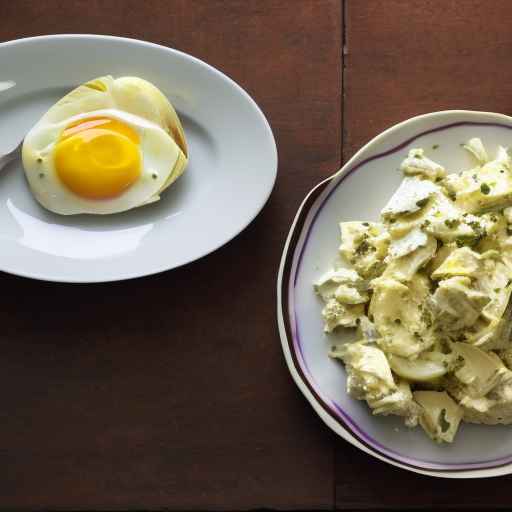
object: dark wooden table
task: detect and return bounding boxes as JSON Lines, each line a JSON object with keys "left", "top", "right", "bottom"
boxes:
{"left": 1, "top": 1, "right": 512, "bottom": 510}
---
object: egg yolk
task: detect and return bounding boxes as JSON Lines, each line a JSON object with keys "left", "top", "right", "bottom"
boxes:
{"left": 54, "top": 117, "right": 141, "bottom": 199}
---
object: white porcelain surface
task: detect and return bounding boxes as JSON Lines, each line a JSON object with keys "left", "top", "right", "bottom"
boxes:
{"left": 0, "top": 35, "right": 277, "bottom": 282}
{"left": 278, "top": 110, "right": 512, "bottom": 477}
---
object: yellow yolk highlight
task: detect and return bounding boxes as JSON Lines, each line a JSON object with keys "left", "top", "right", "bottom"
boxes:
{"left": 54, "top": 117, "right": 141, "bottom": 199}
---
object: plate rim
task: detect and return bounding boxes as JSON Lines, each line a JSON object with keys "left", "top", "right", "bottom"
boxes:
{"left": 277, "top": 109, "right": 512, "bottom": 478}
{"left": 0, "top": 34, "right": 278, "bottom": 283}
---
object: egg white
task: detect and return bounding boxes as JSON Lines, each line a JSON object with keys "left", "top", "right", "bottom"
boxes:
{"left": 22, "top": 108, "right": 182, "bottom": 215}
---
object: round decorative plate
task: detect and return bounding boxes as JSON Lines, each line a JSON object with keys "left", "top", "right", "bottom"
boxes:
{"left": 0, "top": 35, "right": 277, "bottom": 282}
{"left": 278, "top": 110, "right": 512, "bottom": 477}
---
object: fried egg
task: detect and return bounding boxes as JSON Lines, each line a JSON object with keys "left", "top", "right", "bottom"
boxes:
{"left": 22, "top": 76, "right": 188, "bottom": 215}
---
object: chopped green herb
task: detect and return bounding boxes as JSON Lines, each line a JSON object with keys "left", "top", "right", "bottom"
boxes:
{"left": 480, "top": 183, "right": 491, "bottom": 195}
{"left": 455, "top": 229, "right": 486, "bottom": 248}
{"left": 435, "top": 176, "right": 443, "bottom": 182}
{"left": 472, "top": 174, "right": 478, "bottom": 181}
{"left": 355, "top": 240, "right": 370, "bottom": 255}
{"left": 432, "top": 144, "right": 439, "bottom": 150}
{"left": 490, "top": 214, "right": 498, "bottom": 222}
{"left": 494, "top": 288, "right": 501, "bottom": 293}
{"left": 389, "top": 218, "right": 396, "bottom": 224}
{"left": 36, "top": 157, "right": 43, "bottom": 163}
{"left": 501, "top": 169, "right": 506, "bottom": 174}
{"left": 448, "top": 191, "right": 456, "bottom": 201}
{"left": 362, "top": 222, "right": 370, "bottom": 227}
{"left": 38, "top": 173, "right": 44, "bottom": 179}
{"left": 444, "top": 218, "right": 460, "bottom": 229}
{"left": 420, "top": 308, "right": 433, "bottom": 329}
{"left": 394, "top": 318, "right": 401, "bottom": 325}
{"left": 416, "top": 197, "right": 429, "bottom": 208}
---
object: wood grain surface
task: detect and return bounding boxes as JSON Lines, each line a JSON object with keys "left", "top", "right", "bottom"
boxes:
{"left": 337, "top": 1, "right": 512, "bottom": 510}
{"left": 0, "top": 1, "right": 341, "bottom": 510}
{"left": 3, "top": 0, "right": 512, "bottom": 510}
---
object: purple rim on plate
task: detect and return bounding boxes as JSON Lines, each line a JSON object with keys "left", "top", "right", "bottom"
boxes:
{"left": 282, "top": 121, "right": 512, "bottom": 472}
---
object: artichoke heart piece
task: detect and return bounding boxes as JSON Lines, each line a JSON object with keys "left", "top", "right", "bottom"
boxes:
{"left": 504, "top": 206, "right": 512, "bottom": 224}
{"left": 413, "top": 391, "right": 463, "bottom": 443}
{"left": 383, "top": 235, "right": 437, "bottom": 282}
{"left": 480, "top": 211, "right": 507, "bottom": 238}
{"left": 385, "top": 188, "right": 455, "bottom": 239}
{"left": 387, "top": 228, "right": 428, "bottom": 260}
{"left": 367, "top": 380, "right": 422, "bottom": 427}
{"left": 321, "top": 299, "right": 364, "bottom": 332}
{"left": 499, "top": 238, "right": 512, "bottom": 272}
{"left": 356, "top": 315, "right": 380, "bottom": 343}
{"left": 381, "top": 176, "right": 439, "bottom": 219}
{"left": 422, "top": 194, "right": 482, "bottom": 244}
{"left": 499, "top": 348, "right": 512, "bottom": 370}
{"left": 386, "top": 204, "right": 432, "bottom": 239}
{"left": 475, "top": 259, "right": 512, "bottom": 323}
{"left": 459, "top": 394, "right": 512, "bottom": 425}
{"left": 387, "top": 188, "right": 478, "bottom": 244}
{"left": 445, "top": 146, "right": 512, "bottom": 214}
{"left": 463, "top": 137, "right": 489, "bottom": 165}
{"left": 432, "top": 276, "right": 490, "bottom": 331}
{"left": 449, "top": 373, "right": 512, "bottom": 425}
{"left": 431, "top": 246, "right": 481, "bottom": 280}
{"left": 453, "top": 342, "right": 511, "bottom": 398}
{"left": 388, "top": 353, "right": 448, "bottom": 383}
{"left": 332, "top": 342, "right": 396, "bottom": 401}
{"left": 339, "top": 221, "right": 389, "bottom": 278}
{"left": 466, "top": 317, "right": 512, "bottom": 351}
{"left": 314, "top": 267, "right": 366, "bottom": 302}
{"left": 370, "top": 274, "right": 433, "bottom": 358}
{"left": 400, "top": 148, "right": 446, "bottom": 181}
{"left": 334, "top": 285, "right": 369, "bottom": 305}
{"left": 478, "top": 215, "right": 507, "bottom": 261}
{"left": 426, "top": 243, "right": 457, "bottom": 275}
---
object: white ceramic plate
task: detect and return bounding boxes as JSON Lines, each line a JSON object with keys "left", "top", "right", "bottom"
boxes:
{"left": 0, "top": 35, "right": 277, "bottom": 282}
{"left": 278, "top": 110, "right": 512, "bottom": 478}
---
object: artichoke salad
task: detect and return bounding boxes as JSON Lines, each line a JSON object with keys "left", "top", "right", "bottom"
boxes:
{"left": 315, "top": 139, "right": 512, "bottom": 443}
